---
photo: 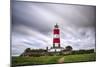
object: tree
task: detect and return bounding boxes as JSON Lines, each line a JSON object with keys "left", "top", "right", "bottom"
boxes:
{"left": 65, "top": 46, "right": 73, "bottom": 51}
{"left": 25, "top": 48, "right": 31, "bottom": 52}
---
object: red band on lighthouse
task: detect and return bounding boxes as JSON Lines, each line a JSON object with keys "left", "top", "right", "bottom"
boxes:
{"left": 53, "top": 38, "right": 60, "bottom": 43}
{"left": 53, "top": 29, "right": 59, "bottom": 34}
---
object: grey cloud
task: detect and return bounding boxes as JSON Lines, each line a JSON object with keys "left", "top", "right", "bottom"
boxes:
{"left": 11, "top": 1, "right": 96, "bottom": 56}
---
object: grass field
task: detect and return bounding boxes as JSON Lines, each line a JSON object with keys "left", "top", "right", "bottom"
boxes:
{"left": 12, "top": 53, "right": 96, "bottom": 67}
{"left": 64, "top": 53, "right": 96, "bottom": 63}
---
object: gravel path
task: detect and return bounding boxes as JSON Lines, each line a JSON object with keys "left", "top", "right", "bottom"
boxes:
{"left": 58, "top": 57, "right": 64, "bottom": 63}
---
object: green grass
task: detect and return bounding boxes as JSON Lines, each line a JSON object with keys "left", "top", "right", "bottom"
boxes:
{"left": 64, "top": 53, "right": 96, "bottom": 63}
{"left": 12, "top": 56, "right": 62, "bottom": 66}
{"left": 12, "top": 53, "right": 96, "bottom": 67}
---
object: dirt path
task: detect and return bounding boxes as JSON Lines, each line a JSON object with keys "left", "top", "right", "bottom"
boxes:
{"left": 58, "top": 57, "right": 65, "bottom": 63}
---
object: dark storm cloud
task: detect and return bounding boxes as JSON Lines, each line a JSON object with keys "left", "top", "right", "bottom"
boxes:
{"left": 38, "top": 3, "right": 96, "bottom": 27}
{"left": 11, "top": 1, "right": 96, "bottom": 56}
{"left": 12, "top": 2, "right": 52, "bottom": 34}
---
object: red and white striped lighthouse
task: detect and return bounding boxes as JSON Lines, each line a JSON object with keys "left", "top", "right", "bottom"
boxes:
{"left": 53, "top": 24, "right": 60, "bottom": 48}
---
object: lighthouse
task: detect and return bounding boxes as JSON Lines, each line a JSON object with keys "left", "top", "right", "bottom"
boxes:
{"left": 48, "top": 23, "right": 62, "bottom": 52}
{"left": 53, "top": 24, "right": 60, "bottom": 48}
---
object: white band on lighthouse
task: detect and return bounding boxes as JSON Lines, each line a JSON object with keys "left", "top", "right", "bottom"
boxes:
{"left": 55, "top": 43, "right": 59, "bottom": 47}
{"left": 53, "top": 34, "right": 59, "bottom": 38}
{"left": 54, "top": 28, "right": 58, "bottom": 29}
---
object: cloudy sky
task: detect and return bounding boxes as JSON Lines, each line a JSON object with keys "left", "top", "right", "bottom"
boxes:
{"left": 11, "top": 1, "right": 96, "bottom": 56}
